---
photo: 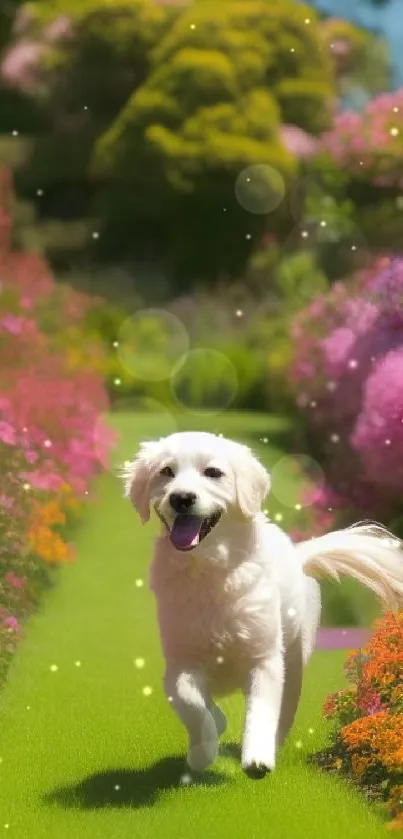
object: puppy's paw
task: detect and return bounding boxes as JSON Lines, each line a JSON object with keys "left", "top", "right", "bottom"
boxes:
{"left": 241, "top": 742, "right": 275, "bottom": 780}
{"left": 187, "top": 738, "right": 218, "bottom": 772}
{"left": 242, "top": 760, "right": 272, "bottom": 780}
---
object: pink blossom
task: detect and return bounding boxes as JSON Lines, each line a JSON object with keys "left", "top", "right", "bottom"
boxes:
{"left": 0, "top": 420, "right": 17, "bottom": 446}
{"left": 5, "top": 572, "right": 25, "bottom": 590}
{"left": 3, "top": 616, "right": 20, "bottom": 634}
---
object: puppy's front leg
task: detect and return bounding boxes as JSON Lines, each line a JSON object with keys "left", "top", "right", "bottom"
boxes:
{"left": 242, "top": 652, "right": 285, "bottom": 779}
{"left": 164, "top": 665, "right": 218, "bottom": 772}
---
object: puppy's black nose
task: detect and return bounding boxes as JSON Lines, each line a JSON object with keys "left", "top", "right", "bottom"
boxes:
{"left": 169, "top": 492, "right": 197, "bottom": 513}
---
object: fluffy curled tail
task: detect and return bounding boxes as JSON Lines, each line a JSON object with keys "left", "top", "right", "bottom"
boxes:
{"left": 296, "top": 521, "right": 403, "bottom": 612}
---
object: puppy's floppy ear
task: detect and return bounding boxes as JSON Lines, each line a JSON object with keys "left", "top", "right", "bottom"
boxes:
{"left": 235, "top": 445, "right": 271, "bottom": 518}
{"left": 121, "top": 440, "right": 161, "bottom": 524}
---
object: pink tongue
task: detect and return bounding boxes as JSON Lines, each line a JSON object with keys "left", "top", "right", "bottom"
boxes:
{"left": 170, "top": 515, "right": 202, "bottom": 550}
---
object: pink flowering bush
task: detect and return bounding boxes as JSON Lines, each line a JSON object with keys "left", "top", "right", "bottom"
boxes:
{"left": 320, "top": 90, "right": 403, "bottom": 189}
{"left": 288, "top": 255, "right": 403, "bottom": 537}
{"left": 0, "top": 167, "right": 114, "bottom": 686}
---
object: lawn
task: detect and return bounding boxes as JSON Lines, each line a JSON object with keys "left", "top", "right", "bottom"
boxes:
{"left": 0, "top": 411, "right": 389, "bottom": 838}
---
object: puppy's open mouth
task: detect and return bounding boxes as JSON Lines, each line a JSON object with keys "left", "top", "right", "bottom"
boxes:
{"left": 166, "top": 511, "right": 222, "bottom": 551}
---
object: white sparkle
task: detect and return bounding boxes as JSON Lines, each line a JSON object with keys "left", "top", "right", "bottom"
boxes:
{"left": 190, "top": 24, "right": 196, "bottom": 29}
{"left": 113, "top": 340, "right": 119, "bottom": 348}
{"left": 23, "top": 426, "right": 28, "bottom": 432}
{"left": 359, "top": 160, "right": 363, "bottom": 166}
{"left": 310, "top": 400, "right": 317, "bottom": 408}
{"left": 295, "top": 740, "right": 303, "bottom": 749}
{"left": 301, "top": 230, "right": 309, "bottom": 239}
{"left": 23, "top": 482, "right": 30, "bottom": 490}
{"left": 393, "top": 106, "right": 399, "bottom": 113}
{"left": 236, "top": 309, "right": 243, "bottom": 317}
{"left": 328, "top": 507, "right": 333, "bottom": 512}
{"left": 36, "top": 189, "right": 43, "bottom": 197}
{"left": 27, "top": 705, "right": 31, "bottom": 710}
{"left": 135, "top": 657, "right": 145, "bottom": 669}
{"left": 4, "top": 825, "right": 9, "bottom": 830}
{"left": 330, "top": 433, "right": 340, "bottom": 443}
{"left": 12, "top": 130, "right": 18, "bottom": 136}
{"left": 348, "top": 359, "right": 358, "bottom": 369}
{"left": 50, "top": 664, "right": 58, "bottom": 672}
{"left": 385, "top": 439, "right": 391, "bottom": 446}
{"left": 288, "top": 607, "right": 297, "bottom": 617}
{"left": 308, "top": 727, "right": 315, "bottom": 734}
{"left": 135, "top": 579, "right": 144, "bottom": 588}
{"left": 320, "top": 220, "right": 327, "bottom": 227}
{"left": 245, "top": 233, "right": 252, "bottom": 240}
{"left": 304, "top": 18, "right": 310, "bottom": 24}
{"left": 390, "top": 127, "right": 399, "bottom": 137}
{"left": 295, "top": 504, "right": 302, "bottom": 511}
{"left": 44, "top": 439, "right": 52, "bottom": 448}
{"left": 114, "top": 784, "right": 120, "bottom": 791}
{"left": 85, "top": 490, "right": 89, "bottom": 495}
{"left": 223, "top": 208, "right": 227, "bottom": 212}
{"left": 92, "top": 231, "right": 100, "bottom": 239}
{"left": 262, "top": 437, "right": 269, "bottom": 443}
{"left": 114, "top": 378, "right": 121, "bottom": 386}
{"left": 290, "top": 48, "right": 295, "bottom": 53}
{"left": 351, "top": 245, "right": 357, "bottom": 251}
{"left": 274, "top": 513, "right": 283, "bottom": 522}
{"left": 142, "top": 686, "right": 153, "bottom": 696}
{"left": 180, "top": 773, "right": 192, "bottom": 785}
{"left": 216, "top": 656, "right": 224, "bottom": 664}
{"left": 84, "top": 105, "right": 88, "bottom": 110}
{"left": 75, "top": 660, "right": 81, "bottom": 667}
{"left": 167, "top": 695, "right": 174, "bottom": 703}
{"left": 263, "top": 508, "right": 269, "bottom": 514}
{"left": 218, "top": 433, "right": 223, "bottom": 437}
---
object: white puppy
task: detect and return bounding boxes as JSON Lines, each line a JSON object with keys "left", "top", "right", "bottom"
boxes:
{"left": 123, "top": 431, "right": 403, "bottom": 779}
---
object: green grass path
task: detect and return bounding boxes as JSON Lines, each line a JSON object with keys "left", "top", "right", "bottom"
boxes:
{"left": 0, "top": 412, "right": 388, "bottom": 838}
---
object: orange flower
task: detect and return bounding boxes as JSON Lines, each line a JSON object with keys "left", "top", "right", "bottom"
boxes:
{"left": 28, "top": 524, "right": 73, "bottom": 564}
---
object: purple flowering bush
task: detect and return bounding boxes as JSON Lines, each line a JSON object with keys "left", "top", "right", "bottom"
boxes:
{"left": 288, "top": 256, "right": 403, "bottom": 536}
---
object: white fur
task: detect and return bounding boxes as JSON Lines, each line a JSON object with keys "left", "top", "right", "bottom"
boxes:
{"left": 122, "top": 432, "right": 403, "bottom": 777}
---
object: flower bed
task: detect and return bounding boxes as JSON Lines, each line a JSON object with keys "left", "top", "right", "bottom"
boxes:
{"left": 288, "top": 256, "right": 403, "bottom": 538}
{"left": 0, "top": 168, "right": 115, "bottom": 687}
{"left": 314, "top": 611, "right": 403, "bottom": 831}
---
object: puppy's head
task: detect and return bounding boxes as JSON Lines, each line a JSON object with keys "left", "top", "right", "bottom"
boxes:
{"left": 122, "top": 431, "right": 270, "bottom": 553}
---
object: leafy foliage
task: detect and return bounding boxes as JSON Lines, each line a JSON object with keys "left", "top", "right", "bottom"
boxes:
{"left": 1, "top": 0, "right": 335, "bottom": 286}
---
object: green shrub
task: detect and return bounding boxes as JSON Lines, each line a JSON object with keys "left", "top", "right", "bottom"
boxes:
{"left": 5, "top": 0, "right": 335, "bottom": 288}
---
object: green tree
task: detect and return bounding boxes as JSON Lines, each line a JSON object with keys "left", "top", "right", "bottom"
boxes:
{"left": 5, "top": 0, "right": 335, "bottom": 290}
{"left": 93, "top": 0, "right": 334, "bottom": 285}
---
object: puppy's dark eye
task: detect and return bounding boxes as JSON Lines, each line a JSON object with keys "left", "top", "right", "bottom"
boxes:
{"left": 160, "top": 465, "right": 175, "bottom": 478}
{"left": 204, "top": 467, "right": 224, "bottom": 479}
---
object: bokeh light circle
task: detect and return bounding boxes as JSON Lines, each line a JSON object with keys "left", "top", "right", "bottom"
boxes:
{"left": 117, "top": 309, "right": 190, "bottom": 382}
{"left": 270, "top": 454, "right": 325, "bottom": 509}
{"left": 235, "top": 164, "right": 286, "bottom": 214}
{"left": 93, "top": 396, "right": 178, "bottom": 475}
{"left": 171, "top": 349, "right": 238, "bottom": 416}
